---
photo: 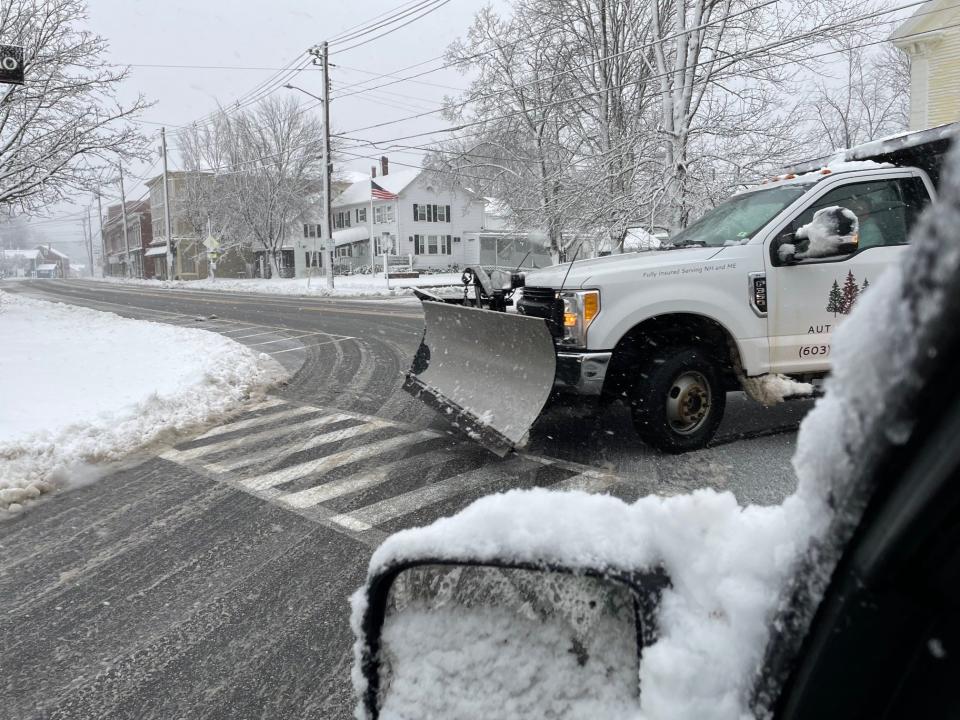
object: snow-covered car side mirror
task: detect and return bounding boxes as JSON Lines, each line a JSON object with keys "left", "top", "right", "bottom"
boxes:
{"left": 352, "top": 559, "right": 668, "bottom": 720}
{"left": 782, "top": 207, "right": 860, "bottom": 263}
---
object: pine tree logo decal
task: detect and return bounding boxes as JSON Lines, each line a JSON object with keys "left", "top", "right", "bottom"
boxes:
{"left": 827, "top": 271, "right": 868, "bottom": 315}
{"left": 826, "top": 280, "right": 843, "bottom": 317}
{"left": 840, "top": 270, "right": 860, "bottom": 314}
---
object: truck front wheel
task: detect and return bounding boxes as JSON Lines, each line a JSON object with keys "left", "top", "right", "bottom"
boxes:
{"left": 630, "top": 347, "right": 726, "bottom": 453}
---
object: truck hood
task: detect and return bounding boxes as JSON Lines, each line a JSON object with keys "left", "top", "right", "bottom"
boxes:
{"left": 523, "top": 247, "right": 725, "bottom": 289}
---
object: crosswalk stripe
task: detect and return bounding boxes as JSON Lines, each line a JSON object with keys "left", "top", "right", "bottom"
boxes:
{"left": 205, "top": 418, "right": 395, "bottom": 474}
{"left": 159, "top": 413, "right": 351, "bottom": 463}
{"left": 189, "top": 403, "right": 314, "bottom": 440}
{"left": 279, "top": 448, "right": 460, "bottom": 509}
{"left": 550, "top": 471, "right": 619, "bottom": 493}
{"left": 328, "top": 457, "right": 530, "bottom": 532}
{"left": 240, "top": 430, "right": 441, "bottom": 491}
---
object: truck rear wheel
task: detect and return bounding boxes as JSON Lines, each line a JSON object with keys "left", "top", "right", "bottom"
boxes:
{"left": 630, "top": 347, "right": 726, "bottom": 453}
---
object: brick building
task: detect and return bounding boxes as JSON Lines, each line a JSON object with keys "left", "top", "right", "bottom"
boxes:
{"left": 103, "top": 200, "right": 154, "bottom": 278}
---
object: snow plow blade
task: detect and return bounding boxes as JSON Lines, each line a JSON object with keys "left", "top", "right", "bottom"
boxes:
{"left": 403, "top": 301, "right": 557, "bottom": 456}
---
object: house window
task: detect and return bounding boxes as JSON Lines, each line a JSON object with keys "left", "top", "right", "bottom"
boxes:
{"left": 374, "top": 206, "right": 383, "bottom": 224}
{"left": 413, "top": 203, "right": 451, "bottom": 223}
{"left": 441, "top": 234, "right": 452, "bottom": 254}
{"left": 304, "top": 224, "right": 319, "bottom": 238}
{"left": 427, "top": 235, "right": 438, "bottom": 254}
{"left": 357, "top": 208, "right": 367, "bottom": 223}
{"left": 375, "top": 232, "right": 396, "bottom": 256}
{"left": 385, "top": 204, "right": 394, "bottom": 222}
{"left": 414, "top": 234, "right": 423, "bottom": 254}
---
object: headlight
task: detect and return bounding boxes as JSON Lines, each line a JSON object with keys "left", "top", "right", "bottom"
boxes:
{"left": 558, "top": 290, "right": 600, "bottom": 348}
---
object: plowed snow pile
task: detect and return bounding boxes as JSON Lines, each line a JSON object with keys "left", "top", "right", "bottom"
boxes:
{"left": 0, "top": 291, "right": 285, "bottom": 512}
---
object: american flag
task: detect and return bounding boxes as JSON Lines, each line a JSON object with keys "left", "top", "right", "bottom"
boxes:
{"left": 371, "top": 180, "right": 398, "bottom": 200}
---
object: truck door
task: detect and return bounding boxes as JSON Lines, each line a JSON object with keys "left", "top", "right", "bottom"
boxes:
{"left": 765, "top": 174, "right": 931, "bottom": 374}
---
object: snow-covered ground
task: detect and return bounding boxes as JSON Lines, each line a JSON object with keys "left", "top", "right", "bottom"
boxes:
{"left": 91, "top": 272, "right": 465, "bottom": 298}
{"left": 0, "top": 291, "right": 285, "bottom": 513}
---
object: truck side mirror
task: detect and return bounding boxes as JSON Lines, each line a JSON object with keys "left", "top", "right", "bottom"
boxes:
{"left": 354, "top": 559, "right": 669, "bottom": 720}
{"left": 789, "top": 207, "right": 860, "bottom": 261}
{"left": 774, "top": 232, "right": 798, "bottom": 264}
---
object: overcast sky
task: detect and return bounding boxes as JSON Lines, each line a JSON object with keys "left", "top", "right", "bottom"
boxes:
{"left": 24, "top": 0, "right": 917, "bottom": 254}
{"left": 31, "top": 0, "right": 501, "bottom": 250}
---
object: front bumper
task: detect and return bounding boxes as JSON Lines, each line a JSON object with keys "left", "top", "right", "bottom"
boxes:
{"left": 554, "top": 351, "right": 612, "bottom": 396}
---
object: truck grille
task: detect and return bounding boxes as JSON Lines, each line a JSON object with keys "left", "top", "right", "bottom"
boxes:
{"left": 521, "top": 286, "right": 557, "bottom": 304}
{"left": 518, "top": 286, "right": 562, "bottom": 337}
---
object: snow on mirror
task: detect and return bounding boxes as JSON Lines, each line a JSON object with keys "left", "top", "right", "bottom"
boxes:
{"left": 779, "top": 206, "right": 860, "bottom": 262}
{"left": 377, "top": 564, "right": 641, "bottom": 720}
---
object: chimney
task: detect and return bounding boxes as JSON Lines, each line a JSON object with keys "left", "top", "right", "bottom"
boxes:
{"left": 380, "top": 156, "right": 389, "bottom": 177}
{"left": 371, "top": 165, "right": 377, "bottom": 178}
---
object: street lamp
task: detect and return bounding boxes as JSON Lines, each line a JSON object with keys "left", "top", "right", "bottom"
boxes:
{"left": 284, "top": 84, "right": 323, "bottom": 104}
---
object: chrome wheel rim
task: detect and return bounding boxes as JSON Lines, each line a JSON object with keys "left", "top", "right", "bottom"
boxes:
{"left": 666, "top": 371, "right": 712, "bottom": 435}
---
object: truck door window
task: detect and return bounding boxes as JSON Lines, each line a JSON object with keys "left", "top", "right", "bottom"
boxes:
{"left": 772, "top": 177, "right": 931, "bottom": 265}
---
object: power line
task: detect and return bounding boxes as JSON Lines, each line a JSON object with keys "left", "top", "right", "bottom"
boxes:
{"left": 332, "top": 0, "right": 453, "bottom": 54}
{"left": 326, "top": 7, "right": 616, "bottom": 101}
{"left": 329, "top": 0, "right": 444, "bottom": 46}
{"left": 176, "top": 6, "right": 942, "bottom": 181}
{"left": 124, "top": 63, "right": 322, "bottom": 71}
{"left": 334, "top": 0, "right": 940, "bottom": 148}
{"left": 327, "top": 0, "right": 441, "bottom": 44}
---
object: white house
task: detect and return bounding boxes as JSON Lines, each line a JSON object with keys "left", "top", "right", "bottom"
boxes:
{"left": 288, "top": 160, "right": 553, "bottom": 275}
{"left": 892, "top": 0, "right": 960, "bottom": 131}
{"left": 328, "top": 162, "right": 490, "bottom": 271}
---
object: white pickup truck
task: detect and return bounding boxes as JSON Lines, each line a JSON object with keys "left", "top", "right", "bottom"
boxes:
{"left": 406, "top": 124, "right": 954, "bottom": 453}
{"left": 521, "top": 126, "right": 955, "bottom": 451}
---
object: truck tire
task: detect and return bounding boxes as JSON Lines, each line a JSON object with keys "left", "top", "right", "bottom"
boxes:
{"left": 630, "top": 347, "right": 726, "bottom": 453}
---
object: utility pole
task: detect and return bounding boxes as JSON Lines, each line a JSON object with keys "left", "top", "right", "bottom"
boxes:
{"left": 161, "top": 127, "right": 174, "bottom": 280}
{"left": 309, "top": 42, "right": 335, "bottom": 289}
{"left": 96, "top": 189, "right": 105, "bottom": 277}
{"left": 118, "top": 161, "right": 131, "bottom": 277}
{"left": 81, "top": 211, "right": 89, "bottom": 277}
{"left": 86, "top": 206, "right": 94, "bottom": 276}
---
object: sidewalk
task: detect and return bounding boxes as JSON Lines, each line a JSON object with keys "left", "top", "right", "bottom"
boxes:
{"left": 91, "top": 272, "right": 464, "bottom": 298}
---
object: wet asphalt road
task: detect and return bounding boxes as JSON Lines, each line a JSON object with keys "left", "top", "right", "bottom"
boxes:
{"left": 0, "top": 279, "right": 814, "bottom": 719}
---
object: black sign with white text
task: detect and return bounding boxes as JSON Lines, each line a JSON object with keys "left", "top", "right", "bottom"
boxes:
{"left": 0, "top": 45, "right": 25, "bottom": 85}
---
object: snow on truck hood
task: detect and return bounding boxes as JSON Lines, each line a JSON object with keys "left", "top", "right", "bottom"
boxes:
{"left": 522, "top": 246, "right": 723, "bottom": 290}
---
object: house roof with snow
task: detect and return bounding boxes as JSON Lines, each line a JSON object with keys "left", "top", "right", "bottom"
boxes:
{"left": 891, "top": 0, "right": 960, "bottom": 41}
{"left": 332, "top": 169, "right": 421, "bottom": 208}
{"left": 39, "top": 245, "right": 69, "bottom": 259}
{"left": 1, "top": 248, "right": 41, "bottom": 259}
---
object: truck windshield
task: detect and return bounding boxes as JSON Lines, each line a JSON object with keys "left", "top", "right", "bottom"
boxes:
{"left": 669, "top": 184, "right": 813, "bottom": 248}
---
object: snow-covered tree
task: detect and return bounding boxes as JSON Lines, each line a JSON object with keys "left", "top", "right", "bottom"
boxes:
{"left": 0, "top": 0, "right": 149, "bottom": 213}
{"left": 179, "top": 97, "right": 325, "bottom": 273}
{"left": 426, "top": 6, "right": 587, "bottom": 262}
{"left": 645, "top": 0, "right": 888, "bottom": 231}
{"left": 810, "top": 43, "right": 910, "bottom": 152}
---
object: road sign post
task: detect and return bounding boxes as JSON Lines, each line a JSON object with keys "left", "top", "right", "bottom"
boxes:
{"left": 0, "top": 45, "right": 25, "bottom": 86}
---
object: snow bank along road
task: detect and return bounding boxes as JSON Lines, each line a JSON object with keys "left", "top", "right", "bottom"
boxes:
{"left": 0, "top": 291, "right": 285, "bottom": 513}
{"left": 0, "top": 278, "right": 813, "bottom": 719}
